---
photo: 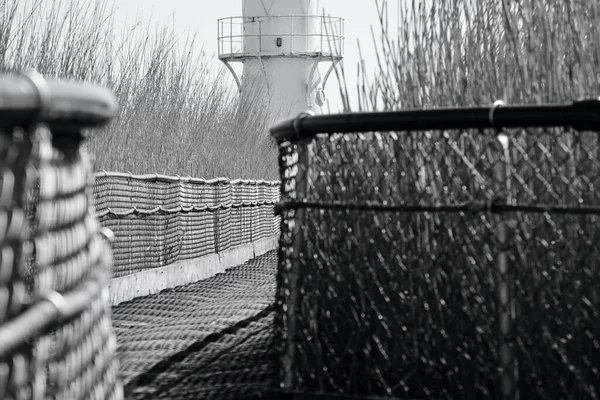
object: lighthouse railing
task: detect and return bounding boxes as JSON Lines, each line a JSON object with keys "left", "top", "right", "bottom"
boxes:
{"left": 217, "top": 15, "right": 344, "bottom": 60}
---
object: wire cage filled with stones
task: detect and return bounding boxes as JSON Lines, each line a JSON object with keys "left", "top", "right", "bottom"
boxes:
{"left": 0, "top": 71, "right": 123, "bottom": 400}
{"left": 271, "top": 102, "right": 600, "bottom": 399}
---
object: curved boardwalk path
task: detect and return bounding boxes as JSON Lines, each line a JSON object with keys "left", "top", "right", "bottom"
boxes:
{"left": 111, "top": 251, "right": 278, "bottom": 400}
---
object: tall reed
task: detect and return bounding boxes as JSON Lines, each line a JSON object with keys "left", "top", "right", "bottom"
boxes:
{"left": 350, "top": 0, "right": 600, "bottom": 110}
{"left": 0, "top": 0, "right": 278, "bottom": 180}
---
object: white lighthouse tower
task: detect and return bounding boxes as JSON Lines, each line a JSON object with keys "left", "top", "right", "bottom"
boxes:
{"left": 218, "top": 0, "right": 344, "bottom": 120}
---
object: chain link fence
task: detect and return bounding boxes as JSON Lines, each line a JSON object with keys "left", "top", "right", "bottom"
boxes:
{"left": 92, "top": 173, "right": 280, "bottom": 279}
{"left": 272, "top": 102, "right": 600, "bottom": 399}
{"left": 0, "top": 71, "right": 123, "bottom": 399}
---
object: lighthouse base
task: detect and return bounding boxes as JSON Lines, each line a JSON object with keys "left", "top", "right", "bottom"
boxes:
{"left": 241, "top": 58, "right": 323, "bottom": 122}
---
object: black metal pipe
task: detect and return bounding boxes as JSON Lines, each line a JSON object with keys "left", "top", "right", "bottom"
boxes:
{"left": 270, "top": 99, "right": 600, "bottom": 143}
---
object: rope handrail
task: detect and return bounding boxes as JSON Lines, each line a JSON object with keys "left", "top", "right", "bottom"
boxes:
{"left": 96, "top": 200, "right": 278, "bottom": 218}
{"left": 94, "top": 170, "right": 279, "bottom": 186}
{"left": 0, "top": 269, "right": 108, "bottom": 358}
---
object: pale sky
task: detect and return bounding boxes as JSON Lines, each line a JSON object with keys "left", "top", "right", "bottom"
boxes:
{"left": 111, "top": 0, "right": 396, "bottom": 111}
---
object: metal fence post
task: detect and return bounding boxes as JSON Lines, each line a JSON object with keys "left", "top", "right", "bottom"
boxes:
{"left": 281, "top": 138, "right": 311, "bottom": 391}
{"left": 494, "top": 131, "right": 518, "bottom": 400}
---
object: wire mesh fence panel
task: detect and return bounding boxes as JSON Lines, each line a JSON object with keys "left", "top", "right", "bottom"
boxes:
{"left": 0, "top": 72, "right": 123, "bottom": 400}
{"left": 273, "top": 104, "right": 600, "bottom": 399}
{"left": 503, "top": 128, "right": 600, "bottom": 399}
{"left": 93, "top": 175, "right": 280, "bottom": 278}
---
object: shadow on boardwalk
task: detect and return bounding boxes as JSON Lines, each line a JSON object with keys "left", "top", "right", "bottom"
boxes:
{"left": 111, "top": 251, "right": 278, "bottom": 400}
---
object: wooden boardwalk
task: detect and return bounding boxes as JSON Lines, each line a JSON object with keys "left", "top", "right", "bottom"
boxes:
{"left": 111, "top": 251, "right": 278, "bottom": 399}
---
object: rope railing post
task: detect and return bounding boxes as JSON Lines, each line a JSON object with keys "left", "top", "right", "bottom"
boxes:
{"left": 0, "top": 70, "right": 122, "bottom": 400}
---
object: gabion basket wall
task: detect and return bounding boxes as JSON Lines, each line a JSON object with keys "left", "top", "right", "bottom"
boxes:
{"left": 0, "top": 71, "right": 123, "bottom": 399}
{"left": 271, "top": 102, "right": 600, "bottom": 399}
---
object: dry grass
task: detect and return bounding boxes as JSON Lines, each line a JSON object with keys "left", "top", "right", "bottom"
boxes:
{"left": 284, "top": 1, "right": 600, "bottom": 397}
{"left": 345, "top": 0, "right": 600, "bottom": 111}
{"left": 0, "top": 0, "right": 278, "bottom": 180}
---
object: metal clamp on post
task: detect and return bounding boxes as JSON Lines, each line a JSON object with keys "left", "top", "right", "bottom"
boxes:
{"left": 490, "top": 99, "right": 510, "bottom": 205}
{"left": 292, "top": 110, "right": 316, "bottom": 141}
{"left": 489, "top": 100, "right": 506, "bottom": 129}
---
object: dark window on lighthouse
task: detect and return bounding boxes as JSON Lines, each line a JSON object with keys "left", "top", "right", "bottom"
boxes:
{"left": 276, "top": 37, "right": 282, "bottom": 47}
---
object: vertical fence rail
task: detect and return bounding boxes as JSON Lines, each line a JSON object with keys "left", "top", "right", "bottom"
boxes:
{"left": 494, "top": 132, "right": 518, "bottom": 400}
{"left": 282, "top": 139, "right": 311, "bottom": 390}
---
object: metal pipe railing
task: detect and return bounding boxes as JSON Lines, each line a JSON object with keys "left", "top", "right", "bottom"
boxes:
{"left": 0, "top": 71, "right": 122, "bottom": 399}
{"left": 270, "top": 99, "right": 600, "bottom": 143}
{"left": 217, "top": 15, "right": 345, "bottom": 59}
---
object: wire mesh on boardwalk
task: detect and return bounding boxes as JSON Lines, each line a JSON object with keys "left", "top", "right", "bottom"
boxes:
{"left": 114, "top": 251, "right": 278, "bottom": 400}
{"left": 0, "top": 71, "right": 123, "bottom": 399}
{"left": 272, "top": 102, "right": 600, "bottom": 399}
